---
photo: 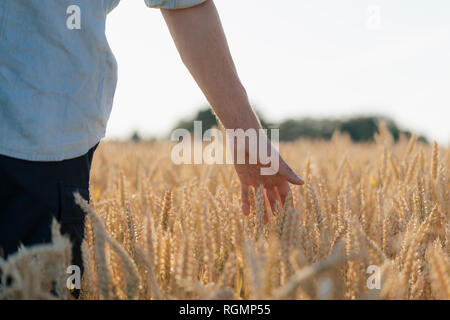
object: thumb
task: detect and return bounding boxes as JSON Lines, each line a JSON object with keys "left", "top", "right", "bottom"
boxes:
{"left": 279, "top": 160, "right": 304, "bottom": 185}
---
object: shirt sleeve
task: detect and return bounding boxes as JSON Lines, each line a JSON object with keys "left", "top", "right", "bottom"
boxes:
{"left": 144, "top": 0, "right": 207, "bottom": 9}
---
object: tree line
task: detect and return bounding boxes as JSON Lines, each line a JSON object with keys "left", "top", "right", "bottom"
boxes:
{"left": 164, "top": 107, "right": 427, "bottom": 143}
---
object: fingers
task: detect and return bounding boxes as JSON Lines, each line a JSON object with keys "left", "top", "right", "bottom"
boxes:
{"left": 266, "top": 187, "right": 281, "bottom": 215}
{"left": 241, "top": 179, "right": 297, "bottom": 224}
{"left": 278, "top": 182, "right": 292, "bottom": 207}
{"left": 241, "top": 183, "right": 250, "bottom": 216}
{"left": 262, "top": 190, "right": 270, "bottom": 224}
{"left": 279, "top": 160, "right": 304, "bottom": 185}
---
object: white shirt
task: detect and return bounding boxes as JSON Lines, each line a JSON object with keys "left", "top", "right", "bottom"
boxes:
{"left": 0, "top": 0, "right": 206, "bottom": 161}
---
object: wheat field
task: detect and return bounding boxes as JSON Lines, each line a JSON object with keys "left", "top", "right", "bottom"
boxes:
{"left": 1, "top": 126, "right": 449, "bottom": 300}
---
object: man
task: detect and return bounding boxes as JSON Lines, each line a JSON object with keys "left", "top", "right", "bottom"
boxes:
{"left": 0, "top": 0, "right": 304, "bottom": 285}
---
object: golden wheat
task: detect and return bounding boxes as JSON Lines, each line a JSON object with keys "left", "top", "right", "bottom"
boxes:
{"left": 0, "top": 128, "right": 448, "bottom": 300}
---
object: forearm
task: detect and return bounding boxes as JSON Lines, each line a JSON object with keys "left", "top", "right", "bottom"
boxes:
{"left": 161, "top": 0, "right": 261, "bottom": 131}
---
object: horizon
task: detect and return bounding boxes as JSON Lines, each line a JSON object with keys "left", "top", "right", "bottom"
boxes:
{"left": 112, "top": 111, "right": 433, "bottom": 143}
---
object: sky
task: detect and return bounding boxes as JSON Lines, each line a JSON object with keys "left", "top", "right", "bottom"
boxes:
{"left": 105, "top": 0, "right": 450, "bottom": 144}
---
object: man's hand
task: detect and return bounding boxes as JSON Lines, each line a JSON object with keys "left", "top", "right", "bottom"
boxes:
{"left": 235, "top": 148, "right": 304, "bottom": 223}
{"left": 161, "top": 0, "right": 304, "bottom": 222}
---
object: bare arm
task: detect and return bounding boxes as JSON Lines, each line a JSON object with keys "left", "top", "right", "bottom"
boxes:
{"left": 161, "top": 1, "right": 259, "bottom": 130}
{"left": 161, "top": 0, "right": 304, "bottom": 221}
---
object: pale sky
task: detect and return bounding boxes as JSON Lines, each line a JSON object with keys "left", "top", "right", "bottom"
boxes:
{"left": 105, "top": 0, "right": 450, "bottom": 144}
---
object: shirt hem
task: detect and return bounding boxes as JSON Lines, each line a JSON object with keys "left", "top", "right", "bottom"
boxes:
{"left": 0, "top": 138, "right": 103, "bottom": 162}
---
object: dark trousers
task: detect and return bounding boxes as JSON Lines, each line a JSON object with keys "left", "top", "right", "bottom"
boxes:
{"left": 0, "top": 144, "right": 97, "bottom": 295}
